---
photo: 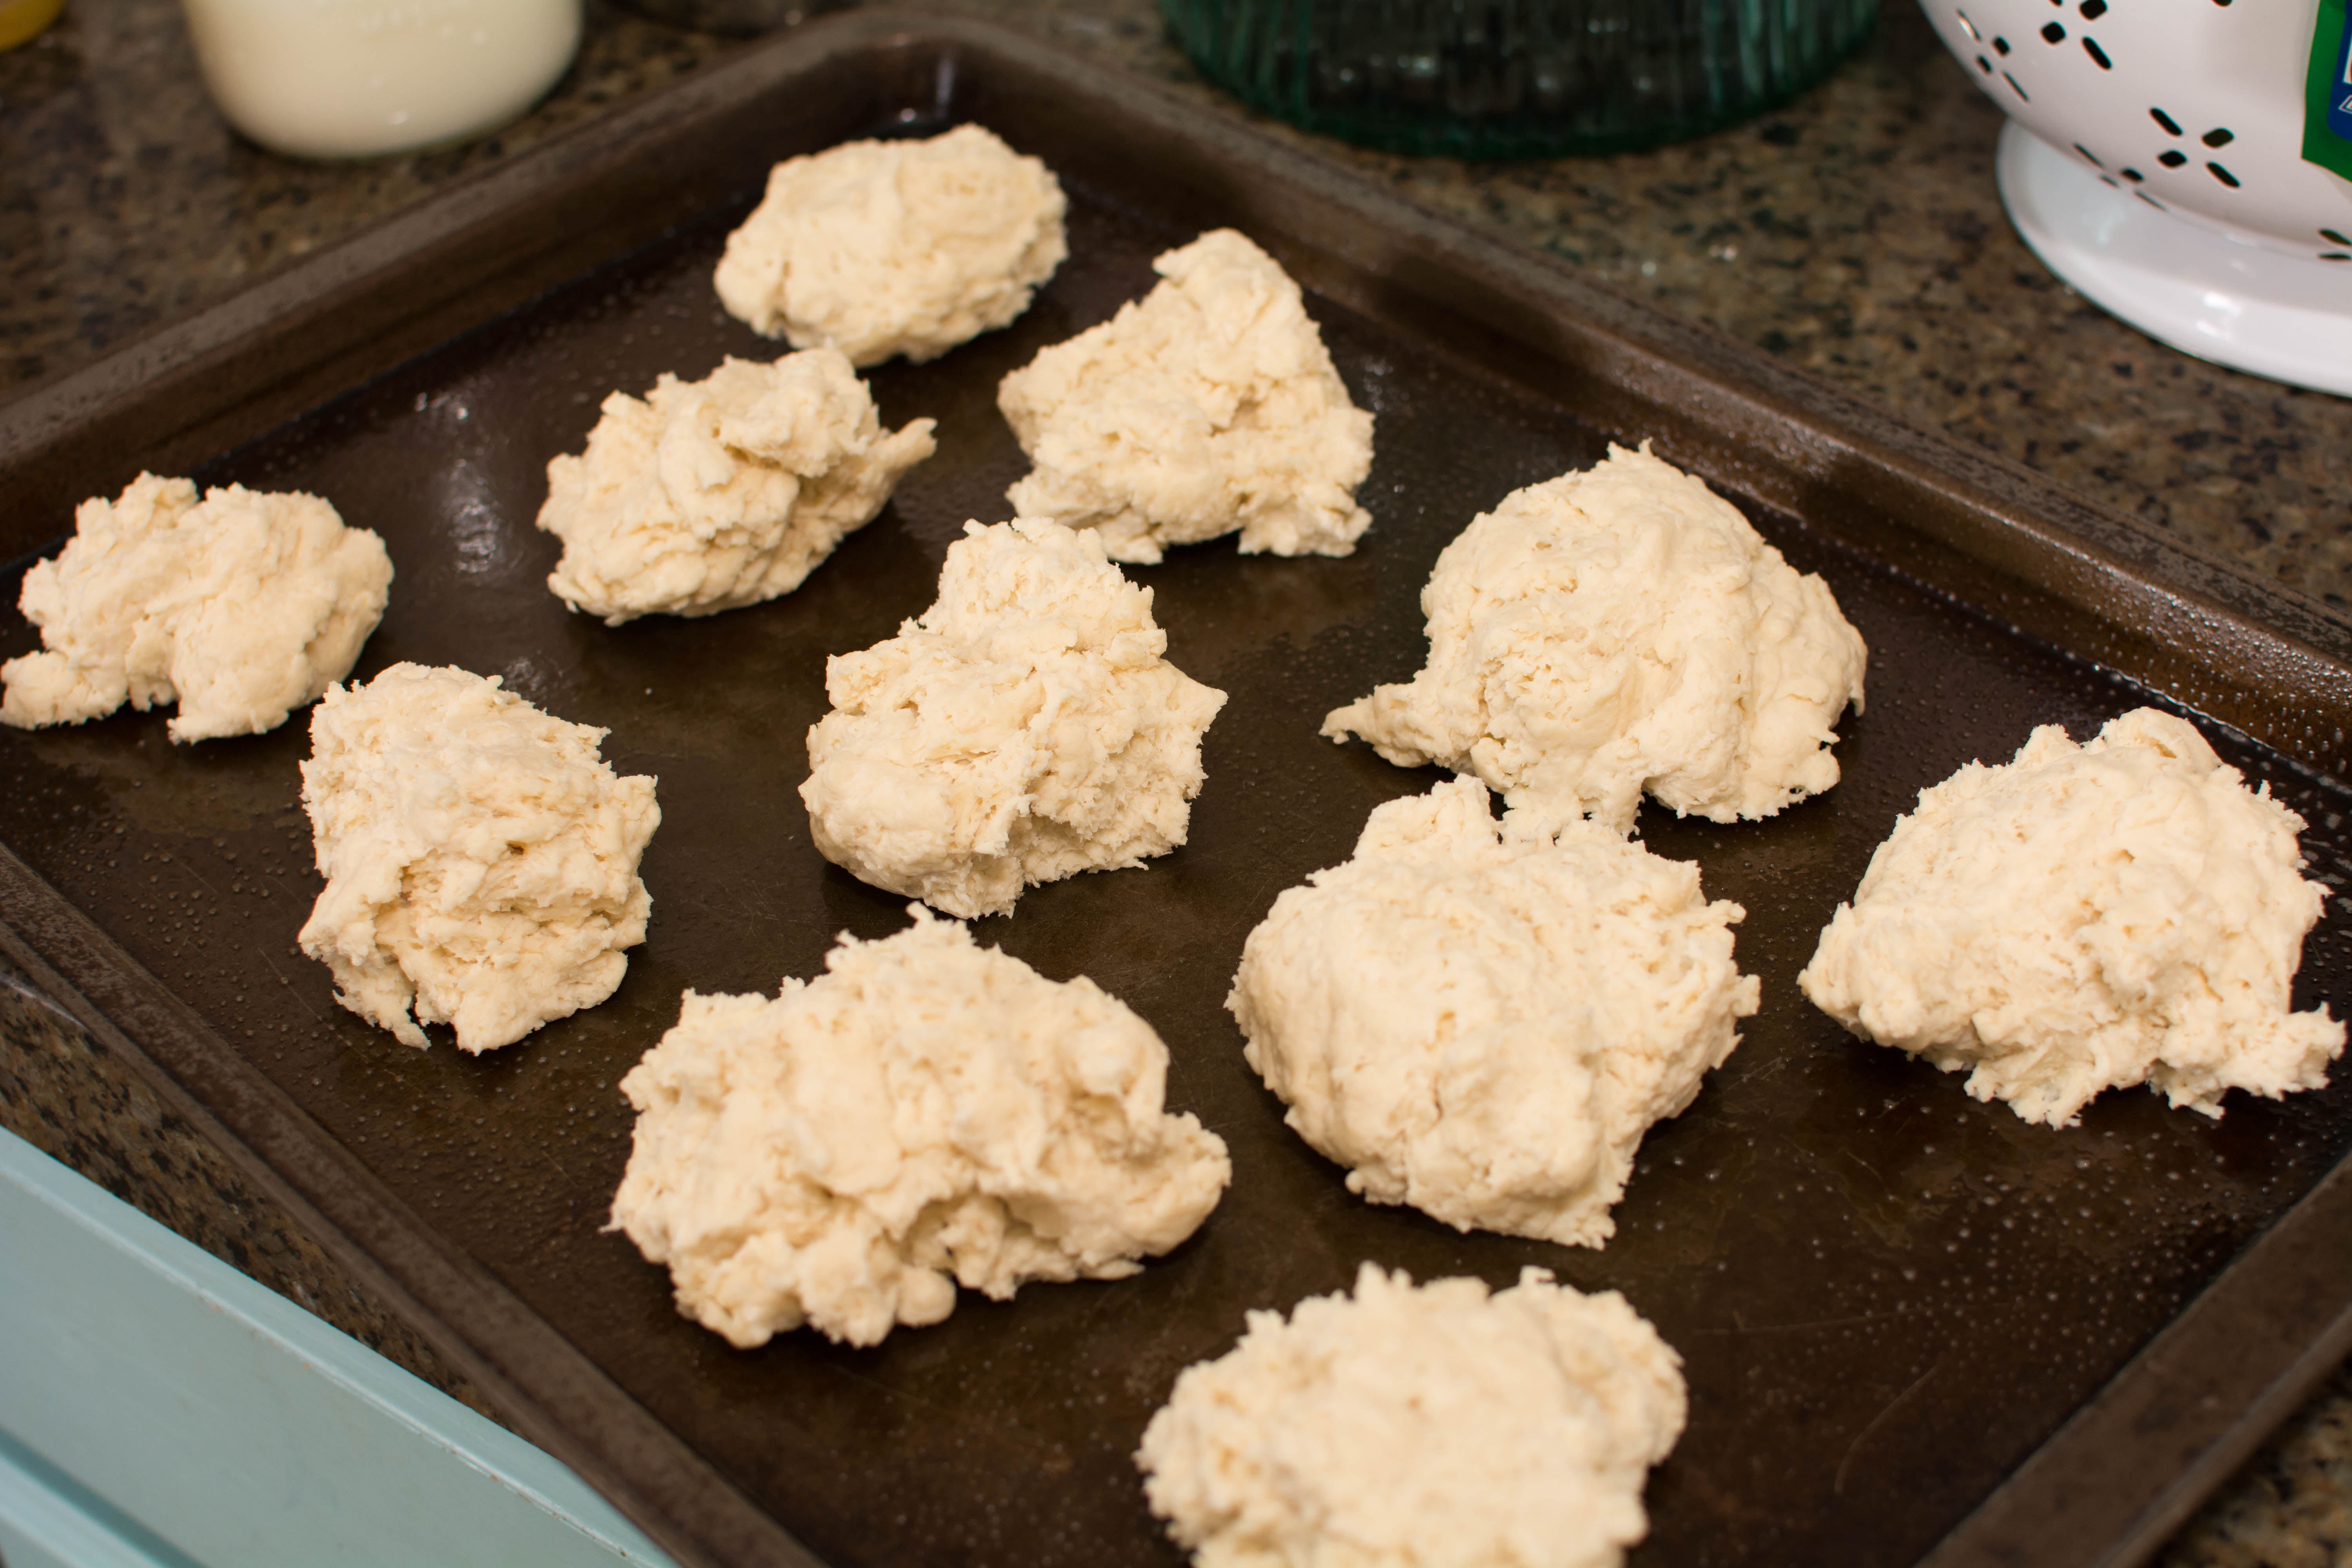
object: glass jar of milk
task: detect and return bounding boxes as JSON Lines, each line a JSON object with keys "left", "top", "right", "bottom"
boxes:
{"left": 182, "top": 0, "right": 581, "bottom": 160}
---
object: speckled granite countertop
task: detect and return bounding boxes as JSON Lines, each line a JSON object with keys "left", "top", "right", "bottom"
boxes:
{"left": 2, "top": 1, "right": 2348, "bottom": 1563}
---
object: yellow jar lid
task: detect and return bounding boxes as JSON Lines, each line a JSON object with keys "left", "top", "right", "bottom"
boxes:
{"left": 0, "top": 0, "right": 63, "bottom": 50}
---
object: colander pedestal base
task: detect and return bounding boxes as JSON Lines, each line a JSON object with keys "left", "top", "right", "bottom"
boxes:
{"left": 1997, "top": 120, "right": 2352, "bottom": 398}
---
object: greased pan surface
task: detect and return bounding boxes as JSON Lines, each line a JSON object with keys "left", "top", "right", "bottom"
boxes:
{"left": 4, "top": 16, "right": 2352, "bottom": 1568}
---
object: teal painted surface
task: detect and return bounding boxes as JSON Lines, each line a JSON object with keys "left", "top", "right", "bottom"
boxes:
{"left": 0, "top": 1428, "right": 193, "bottom": 1568}
{"left": 0, "top": 1127, "right": 681, "bottom": 1568}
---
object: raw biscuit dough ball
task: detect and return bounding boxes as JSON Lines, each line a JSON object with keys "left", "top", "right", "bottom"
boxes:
{"left": 1229, "top": 777, "right": 1758, "bottom": 1247}
{"left": 537, "top": 348, "right": 936, "bottom": 624}
{"left": 297, "top": 663, "right": 660, "bottom": 1054}
{"left": 2, "top": 472, "right": 391, "bottom": 742}
{"left": 1324, "top": 443, "right": 1866, "bottom": 837}
{"left": 800, "top": 517, "right": 1228, "bottom": 919}
{"left": 712, "top": 123, "right": 1067, "bottom": 366}
{"left": 1137, "top": 1263, "right": 1685, "bottom": 1568}
{"left": 610, "top": 906, "right": 1232, "bottom": 1348}
{"left": 997, "top": 227, "right": 1375, "bottom": 565}
{"left": 1800, "top": 707, "right": 2345, "bottom": 1127}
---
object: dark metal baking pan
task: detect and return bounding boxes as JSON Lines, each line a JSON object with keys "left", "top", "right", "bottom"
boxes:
{"left": 4, "top": 13, "right": 2350, "bottom": 1568}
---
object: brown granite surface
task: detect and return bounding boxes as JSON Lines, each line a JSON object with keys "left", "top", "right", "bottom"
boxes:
{"left": 2, "top": 1, "right": 2348, "bottom": 1564}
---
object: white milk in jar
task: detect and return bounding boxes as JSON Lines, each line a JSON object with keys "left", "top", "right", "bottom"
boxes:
{"left": 181, "top": 0, "right": 581, "bottom": 160}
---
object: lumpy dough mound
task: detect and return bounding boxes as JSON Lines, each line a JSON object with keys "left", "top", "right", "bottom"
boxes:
{"left": 800, "top": 517, "right": 1227, "bottom": 919}
{"left": 609, "top": 906, "right": 1232, "bottom": 1348}
{"left": 711, "top": 124, "right": 1067, "bottom": 367}
{"left": 1323, "top": 443, "right": 1866, "bottom": 836}
{"left": 1137, "top": 1263, "right": 1685, "bottom": 1568}
{"left": 1228, "top": 778, "right": 1758, "bottom": 1248}
{"left": 537, "top": 349, "right": 935, "bottom": 624}
{"left": 1800, "top": 707, "right": 2345, "bottom": 1127}
{"left": 2, "top": 472, "right": 392, "bottom": 742}
{"left": 297, "top": 664, "right": 660, "bottom": 1053}
{"left": 996, "top": 228, "right": 1374, "bottom": 565}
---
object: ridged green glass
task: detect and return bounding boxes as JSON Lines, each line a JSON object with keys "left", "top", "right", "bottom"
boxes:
{"left": 1161, "top": 0, "right": 1882, "bottom": 158}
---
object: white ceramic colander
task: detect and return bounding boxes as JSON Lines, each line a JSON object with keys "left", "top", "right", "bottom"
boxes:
{"left": 1920, "top": 0, "right": 2352, "bottom": 394}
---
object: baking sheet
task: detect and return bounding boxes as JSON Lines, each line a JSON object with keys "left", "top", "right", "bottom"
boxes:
{"left": 5, "top": 15, "right": 2352, "bottom": 1568}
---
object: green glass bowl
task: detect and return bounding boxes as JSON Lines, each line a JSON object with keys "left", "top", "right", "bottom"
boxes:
{"left": 1161, "top": 0, "right": 1881, "bottom": 158}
